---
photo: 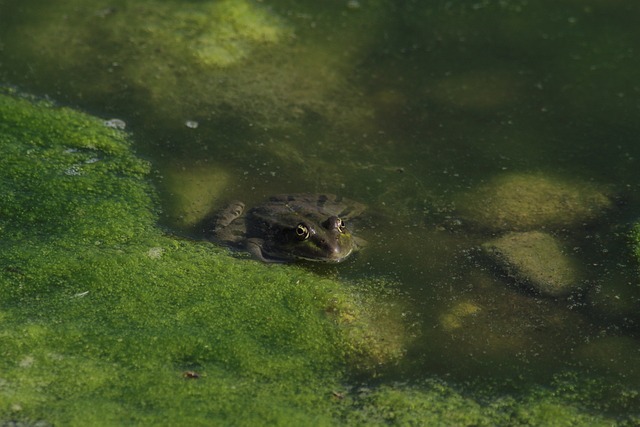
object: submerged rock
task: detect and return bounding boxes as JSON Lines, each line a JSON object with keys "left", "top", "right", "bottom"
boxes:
{"left": 482, "top": 231, "right": 583, "bottom": 297}
{"left": 162, "top": 164, "right": 230, "bottom": 230}
{"left": 456, "top": 172, "right": 612, "bottom": 232}
{"left": 439, "top": 300, "right": 482, "bottom": 332}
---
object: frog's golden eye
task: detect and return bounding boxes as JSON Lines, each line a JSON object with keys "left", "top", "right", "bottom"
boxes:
{"left": 295, "top": 223, "right": 310, "bottom": 240}
{"left": 337, "top": 218, "right": 346, "bottom": 233}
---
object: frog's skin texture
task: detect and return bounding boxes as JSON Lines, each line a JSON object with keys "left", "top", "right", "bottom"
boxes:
{"left": 208, "top": 194, "right": 365, "bottom": 263}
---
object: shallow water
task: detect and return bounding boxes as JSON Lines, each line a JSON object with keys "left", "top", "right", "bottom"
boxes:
{"left": 2, "top": 0, "right": 640, "bottom": 421}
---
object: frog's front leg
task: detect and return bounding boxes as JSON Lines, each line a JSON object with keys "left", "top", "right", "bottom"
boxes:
{"left": 246, "top": 238, "right": 287, "bottom": 263}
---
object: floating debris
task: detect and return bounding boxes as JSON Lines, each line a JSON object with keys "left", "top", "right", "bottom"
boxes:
{"left": 64, "top": 165, "right": 82, "bottom": 176}
{"left": 146, "top": 247, "right": 165, "bottom": 259}
{"left": 104, "top": 118, "right": 126, "bottom": 130}
{"left": 183, "top": 371, "right": 200, "bottom": 379}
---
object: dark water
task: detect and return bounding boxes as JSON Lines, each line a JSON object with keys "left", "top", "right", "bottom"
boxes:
{"left": 2, "top": 0, "right": 640, "bottom": 418}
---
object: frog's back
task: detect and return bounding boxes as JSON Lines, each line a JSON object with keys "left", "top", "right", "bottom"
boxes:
{"left": 260, "top": 193, "right": 365, "bottom": 220}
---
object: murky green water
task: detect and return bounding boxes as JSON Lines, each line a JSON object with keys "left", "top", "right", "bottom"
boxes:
{"left": 2, "top": 0, "right": 640, "bottom": 422}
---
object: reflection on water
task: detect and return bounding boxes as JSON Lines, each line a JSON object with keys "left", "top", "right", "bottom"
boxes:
{"left": 2, "top": 0, "right": 640, "bottom": 420}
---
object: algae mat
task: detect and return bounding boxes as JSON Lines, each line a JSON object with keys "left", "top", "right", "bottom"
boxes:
{"left": 0, "top": 91, "right": 620, "bottom": 425}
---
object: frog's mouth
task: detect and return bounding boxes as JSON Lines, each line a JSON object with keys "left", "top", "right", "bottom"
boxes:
{"left": 262, "top": 245, "right": 355, "bottom": 263}
{"left": 293, "top": 246, "right": 356, "bottom": 263}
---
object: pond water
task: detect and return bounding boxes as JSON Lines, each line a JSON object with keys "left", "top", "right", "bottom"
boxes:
{"left": 2, "top": 0, "right": 640, "bottom": 422}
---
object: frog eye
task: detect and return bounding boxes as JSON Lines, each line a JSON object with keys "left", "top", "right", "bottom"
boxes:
{"left": 295, "top": 223, "right": 310, "bottom": 240}
{"left": 337, "top": 218, "right": 346, "bottom": 233}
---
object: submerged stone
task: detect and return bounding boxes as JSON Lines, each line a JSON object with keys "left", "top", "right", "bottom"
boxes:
{"left": 439, "top": 300, "right": 482, "bottom": 332}
{"left": 161, "top": 164, "right": 231, "bottom": 230}
{"left": 482, "top": 231, "right": 583, "bottom": 297}
{"left": 456, "top": 172, "right": 612, "bottom": 232}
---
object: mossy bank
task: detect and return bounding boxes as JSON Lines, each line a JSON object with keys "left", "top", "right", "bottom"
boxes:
{"left": 0, "top": 91, "right": 626, "bottom": 425}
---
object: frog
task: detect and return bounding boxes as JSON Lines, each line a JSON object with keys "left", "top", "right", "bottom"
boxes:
{"left": 206, "top": 193, "right": 365, "bottom": 263}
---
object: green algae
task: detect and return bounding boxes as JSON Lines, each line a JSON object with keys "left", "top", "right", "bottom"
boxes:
{"left": 163, "top": 0, "right": 287, "bottom": 68}
{"left": 340, "top": 379, "right": 614, "bottom": 427}
{"left": 0, "top": 92, "right": 153, "bottom": 246}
